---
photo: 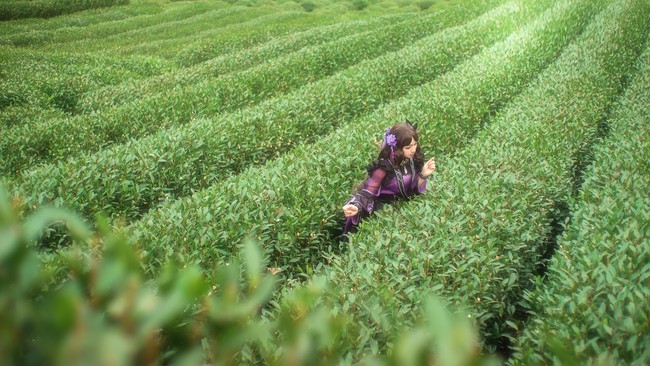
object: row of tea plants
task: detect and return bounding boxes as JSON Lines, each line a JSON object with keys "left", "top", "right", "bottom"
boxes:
{"left": 12, "top": 0, "right": 517, "bottom": 223}
{"left": 509, "top": 44, "right": 650, "bottom": 365}
{"left": 1, "top": 0, "right": 501, "bottom": 174}
{"left": 128, "top": 0, "right": 599, "bottom": 283}
{"left": 264, "top": 0, "right": 647, "bottom": 359}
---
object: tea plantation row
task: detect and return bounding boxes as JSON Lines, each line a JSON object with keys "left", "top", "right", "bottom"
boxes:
{"left": 510, "top": 45, "right": 650, "bottom": 365}
{"left": 0, "top": 190, "right": 490, "bottom": 366}
{"left": 130, "top": 0, "right": 602, "bottom": 282}
{"left": 286, "top": 0, "right": 647, "bottom": 359}
{"left": 12, "top": 0, "right": 524, "bottom": 231}
{"left": 1, "top": 0, "right": 648, "bottom": 364}
{"left": 1, "top": 1, "right": 501, "bottom": 175}
{"left": 0, "top": 13, "right": 404, "bottom": 126}
{"left": 0, "top": 0, "right": 129, "bottom": 21}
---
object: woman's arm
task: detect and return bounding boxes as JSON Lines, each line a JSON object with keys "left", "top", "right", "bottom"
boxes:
{"left": 417, "top": 157, "right": 437, "bottom": 189}
{"left": 417, "top": 175, "right": 427, "bottom": 190}
{"left": 343, "top": 168, "right": 387, "bottom": 217}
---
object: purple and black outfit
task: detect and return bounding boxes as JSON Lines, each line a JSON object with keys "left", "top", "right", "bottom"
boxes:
{"left": 342, "top": 157, "right": 427, "bottom": 238}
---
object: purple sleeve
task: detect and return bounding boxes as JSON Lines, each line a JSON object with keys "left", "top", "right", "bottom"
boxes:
{"left": 416, "top": 174, "right": 427, "bottom": 194}
{"left": 346, "top": 168, "right": 387, "bottom": 223}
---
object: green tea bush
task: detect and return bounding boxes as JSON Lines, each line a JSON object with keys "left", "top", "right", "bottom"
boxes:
{"left": 69, "top": 7, "right": 283, "bottom": 56}
{"left": 14, "top": 0, "right": 521, "bottom": 228}
{"left": 352, "top": 0, "right": 369, "bottom": 10}
{"left": 509, "top": 45, "right": 650, "bottom": 366}
{"left": 416, "top": 1, "right": 434, "bottom": 11}
{"left": 166, "top": 11, "right": 325, "bottom": 64}
{"left": 2, "top": 0, "right": 502, "bottom": 174}
{"left": 0, "top": 0, "right": 129, "bottom": 21}
{"left": 1, "top": 10, "right": 366, "bottom": 126}
{"left": 0, "top": 1, "right": 217, "bottom": 46}
{"left": 0, "top": 186, "right": 490, "bottom": 366}
{"left": 80, "top": 13, "right": 410, "bottom": 113}
{"left": 5, "top": 4, "right": 269, "bottom": 50}
{"left": 110, "top": 10, "right": 310, "bottom": 60}
{"left": 0, "top": 106, "right": 65, "bottom": 130}
{"left": 0, "top": 48, "right": 173, "bottom": 115}
{"left": 135, "top": 1, "right": 439, "bottom": 62}
{"left": 284, "top": 0, "right": 647, "bottom": 356}
{"left": 128, "top": 0, "right": 586, "bottom": 281}
{"left": 0, "top": 3, "right": 156, "bottom": 38}
{"left": 301, "top": 1, "right": 317, "bottom": 11}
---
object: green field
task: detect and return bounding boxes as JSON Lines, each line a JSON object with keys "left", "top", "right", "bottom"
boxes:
{"left": 1, "top": 0, "right": 648, "bottom": 365}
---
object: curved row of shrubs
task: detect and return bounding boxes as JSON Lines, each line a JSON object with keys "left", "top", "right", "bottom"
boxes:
{"left": 48, "top": 1, "right": 392, "bottom": 58}
{"left": 509, "top": 45, "right": 650, "bottom": 366}
{"left": 78, "top": 13, "right": 411, "bottom": 113}
{"left": 0, "top": 0, "right": 129, "bottom": 21}
{"left": 0, "top": 1, "right": 226, "bottom": 45}
{"left": 1, "top": 7, "right": 393, "bottom": 126}
{"left": 0, "top": 187, "right": 489, "bottom": 366}
{"left": 14, "top": 0, "right": 522, "bottom": 228}
{"left": 1, "top": 5, "right": 428, "bottom": 134}
{"left": 6, "top": 3, "right": 271, "bottom": 49}
{"left": 127, "top": 0, "right": 590, "bottom": 280}
{"left": 0, "top": 12, "right": 394, "bottom": 120}
{"left": 1, "top": 0, "right": 503, "bottom": 175}
{"left": 273, "top": 0, "right": 646, "bottom": 358}
{"left": 0, "top": 106, "right": 65, "bottom": 131}
{"left": 0, "top": 48, "right": 174, "bottom": 117}
{"left": 0, "top": 2, "right": 160, "bottom": 37}
{"left": 82, "top": 8, "right": 304, "bottom": 58}
{"left": 169, "top": 7, "right": 351, "bottom": 67}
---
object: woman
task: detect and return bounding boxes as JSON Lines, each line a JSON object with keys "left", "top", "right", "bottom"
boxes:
{"left": 342, "top": 122, "right": 436, "bottom": 239}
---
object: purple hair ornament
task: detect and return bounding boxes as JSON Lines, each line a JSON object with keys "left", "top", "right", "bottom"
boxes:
{"left": 384, "top": 128, "right": 397, "bottom": 161}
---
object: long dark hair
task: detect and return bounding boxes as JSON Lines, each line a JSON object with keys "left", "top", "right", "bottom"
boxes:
{"left": 379, "top": 122, "right": 424, "bottom": 172}
{"left": 352, "top": 121, "right": 426, "bottom": 193}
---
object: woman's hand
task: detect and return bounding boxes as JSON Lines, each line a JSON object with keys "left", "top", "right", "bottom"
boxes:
{"left": 421, "top": 157, "right": 436, "bottom": 177}
{"left": 342, "top": 204, "right": 359, "bottom": 217}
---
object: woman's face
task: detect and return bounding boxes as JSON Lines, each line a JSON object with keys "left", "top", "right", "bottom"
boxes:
{"left": 402, "top": 138, "right": 418, "bottom": 159}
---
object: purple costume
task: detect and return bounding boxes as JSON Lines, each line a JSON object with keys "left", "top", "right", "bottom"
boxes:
{"left": 342, "top": 158, "right": 427, "bottom": 238}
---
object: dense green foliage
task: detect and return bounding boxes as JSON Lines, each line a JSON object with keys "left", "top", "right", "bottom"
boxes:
{"left": 80, "top": 14, "right": 411, "bottom": 112}
{"left": 0, "top": 188, "right": 489, "bottom": 366}
{"left": 129, "top": 0, "right": 596, "bottom": 279}
{"left": 1, "top": 0, "right": 648, "bottom": 363}
{"left": 0, "top": 0, "right": 130, "bottom": 21}
{"left": 1, "top": 1, "right": 501, "bottom": 175}
{"left": 509, "top": 46, "right": 650, "bottom": 366}
{"left": 267, "top": 0, "right": 648, "bottom": 358}
{"left": 15, "top": 0, "right": 515, "bottom": 226}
